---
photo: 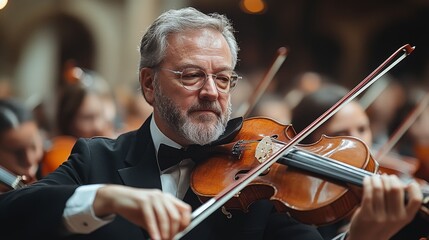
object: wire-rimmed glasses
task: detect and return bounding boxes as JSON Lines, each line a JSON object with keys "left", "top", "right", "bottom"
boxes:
{"left": 159, "top": 68, "right": 240, "bottom": 93}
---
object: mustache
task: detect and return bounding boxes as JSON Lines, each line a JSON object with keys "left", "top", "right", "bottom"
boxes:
{"left": 188, "top": 101, "right": 222, "bottom": 115}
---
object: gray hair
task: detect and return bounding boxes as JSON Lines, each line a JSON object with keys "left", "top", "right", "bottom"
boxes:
{"left": 138, "top": 7, "right": 239, "bottom": 70}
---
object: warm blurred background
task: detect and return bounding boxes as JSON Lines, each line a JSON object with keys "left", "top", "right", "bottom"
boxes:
{"left": 1, "top": 0, "right": 429, "bottom": 158}
{"left": 2, "top": 2, "right": 429, "bottom": 239}
{"left": 2, "top": 1, "right": 429, "bottom": 233}
{"left": 2, "top": 2, "right": 429, "bottom": 237}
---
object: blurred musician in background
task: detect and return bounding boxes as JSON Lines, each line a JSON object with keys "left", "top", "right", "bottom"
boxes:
{"left": 0, "top": 98, "right": 44, "bottom": 192}
{"left": 42, "top": 65, "right": 120, "bottom": 176}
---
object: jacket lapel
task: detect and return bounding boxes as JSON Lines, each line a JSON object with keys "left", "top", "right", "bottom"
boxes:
{"left": 117, "top": 116, "right": 162, "bottom": 189}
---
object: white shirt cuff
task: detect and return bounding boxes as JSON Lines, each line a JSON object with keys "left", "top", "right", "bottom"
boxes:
{"left": 63, "top": 184, "right": 115, "bottom": 234}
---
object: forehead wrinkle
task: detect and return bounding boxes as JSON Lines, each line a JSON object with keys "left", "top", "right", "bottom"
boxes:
{"left": 165, "top": 29, "right": 233, "bottom": 71}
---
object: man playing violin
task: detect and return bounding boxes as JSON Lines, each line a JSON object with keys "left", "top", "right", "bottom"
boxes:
{"left": 0, "top": 7, "right": 422, "bottom": 240}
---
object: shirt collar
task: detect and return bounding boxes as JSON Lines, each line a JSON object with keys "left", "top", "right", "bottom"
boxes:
{"left": 150, "top": 115, "right": 182, "bottom": 162}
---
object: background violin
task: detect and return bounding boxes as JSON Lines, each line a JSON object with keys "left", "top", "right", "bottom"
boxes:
{"left": 0, "top": 165, "right": 27, "bottom": 193}
{"left": 41, "top": 135, "right": 76, "bottom": 177}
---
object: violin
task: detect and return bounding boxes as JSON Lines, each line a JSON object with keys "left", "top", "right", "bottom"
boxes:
{"left": 41, "top": 135, "right": 76, "bottom": 177}
{"left": 191, "top": 117, "right": 429, "bottom": 226}
{"left": 0, "top": 166, "right": 27, "bottom": 193}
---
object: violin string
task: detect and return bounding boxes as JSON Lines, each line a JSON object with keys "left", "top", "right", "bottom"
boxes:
{"left": 279, "top": 156, "right": 363, "bottom": 186}
{"left": 270, "top": 137, "right": 373, "bottom": 185}
{"left": 280, "top": 149, "right": 372, "bottom": 186}
{"left": 295, "top": 148, "right": 373, "bottom": 178}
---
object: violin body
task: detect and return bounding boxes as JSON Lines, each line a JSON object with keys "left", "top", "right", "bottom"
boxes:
{"left": 191, "top": 117, "right": 378, "bottom": 226}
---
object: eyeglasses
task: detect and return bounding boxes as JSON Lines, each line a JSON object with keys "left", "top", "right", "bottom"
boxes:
{"left": 159, "top": 68, "right": 241, "bottom": 93}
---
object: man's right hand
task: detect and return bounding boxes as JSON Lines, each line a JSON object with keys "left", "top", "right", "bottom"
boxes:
{"left": 93, "top": 185, "right": 192, "bottom": 240}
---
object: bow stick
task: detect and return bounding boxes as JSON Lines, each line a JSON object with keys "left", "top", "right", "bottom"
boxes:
{"left": 234, "top": 47, "right": 288, "bottom": 118}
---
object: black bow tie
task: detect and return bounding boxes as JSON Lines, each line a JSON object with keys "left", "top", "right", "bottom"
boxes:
{"left": 157, "top": 117, "right": 243, "bottom": 171}
{"left": 157, "top": 144, "right": 202, "bottom": 171}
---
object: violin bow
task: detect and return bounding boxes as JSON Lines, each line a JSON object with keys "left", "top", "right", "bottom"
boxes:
{"left": 173, "top": 44, "right": 415, "bottom": 239}
{"left": 234, "top": 47, "right": 288, "bottom": 118}
{"left": 375, "top": 90, "right": 429, "bottom": 161}
{"left": 358, "top": 74, "right": 391, "bottom": 110}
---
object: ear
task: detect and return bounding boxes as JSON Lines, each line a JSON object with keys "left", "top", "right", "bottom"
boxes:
{"left": 140, "top": 68, "right": 155, "bottom": 105}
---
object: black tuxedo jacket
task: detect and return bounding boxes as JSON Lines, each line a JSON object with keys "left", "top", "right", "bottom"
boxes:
{"left": 0, "top": 117, "right": 322, "bottom": 240}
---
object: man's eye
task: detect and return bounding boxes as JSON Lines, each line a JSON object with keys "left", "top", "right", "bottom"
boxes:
{"left": 216, "top": 75, "right": 230, "bottom": 82}
{"left": 182, "top": 71, "right": 204, "bottom": 80}
{"left": 184, "top": 73, "right": 201, "bottom": 78}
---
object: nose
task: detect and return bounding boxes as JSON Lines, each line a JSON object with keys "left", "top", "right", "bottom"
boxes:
{"left": 91, "top": 116, "right": 108, "bottom": 136}
{"left": 17, "top": 149, "right": 39, "bottom": 172}
{"left": 199, "top": 75, "right": 219, "bottom": 100}
{"left": 18, "top": 152, "right": 39, "bottom": 180}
